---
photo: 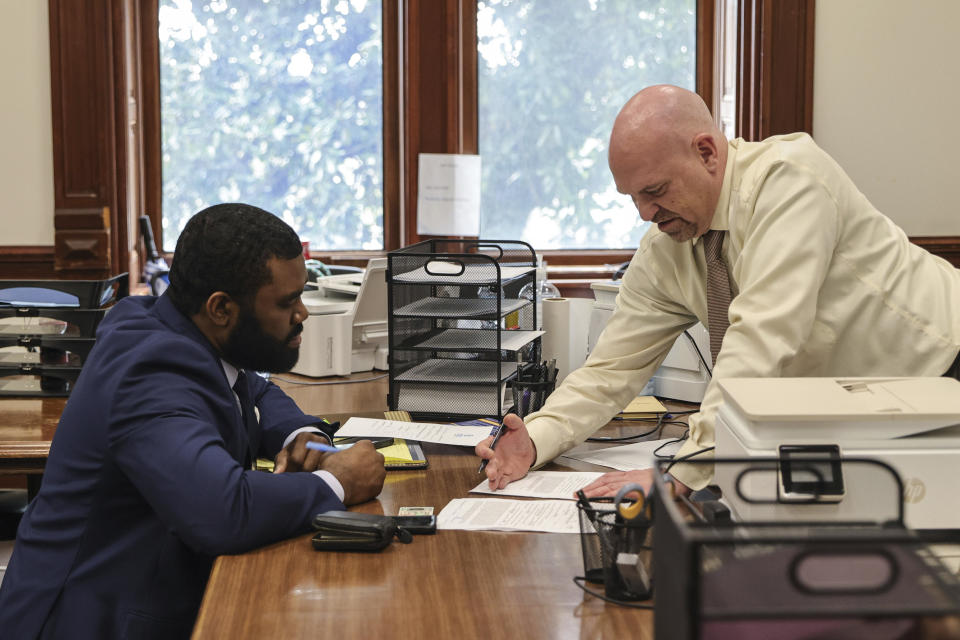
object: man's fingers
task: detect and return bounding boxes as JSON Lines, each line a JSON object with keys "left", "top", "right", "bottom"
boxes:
{"left": 273, "top": 451, "right": 288, "bottom": 474}
{"left": 474, "top": 437, "right": 495, "bottom": 459}
{"left": 581, "top": 484, "right": 618, "bottom": 498}
{"left": 580, "top": 472, "right": 624, "bottom": 493}
{"left": 303, "top": 449, "right": 325, "bottom": 472}
{"left": 501, "top": 413, "right": 524, "bottom": 431}
{"left": 485, "top": 457, "right": 501, "bottom": 489}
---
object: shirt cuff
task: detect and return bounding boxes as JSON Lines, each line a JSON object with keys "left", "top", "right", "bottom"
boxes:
{"left": 282, "top": 425, "right": 333, "bottom": 449}
{"left": 312, "top": 470, "right": 345, "bottom": 502}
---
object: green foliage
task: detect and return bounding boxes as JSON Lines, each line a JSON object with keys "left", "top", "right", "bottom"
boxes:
{"left": 159, "top": 0, "right": 695, "bottom": 252}
{"left": 159, "top": 0, "right": 384, "bottom": 250}
{"left": 477, "top": 0, "right": 695, "bottom": 248}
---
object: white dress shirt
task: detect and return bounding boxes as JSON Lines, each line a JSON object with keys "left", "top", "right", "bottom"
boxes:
{"left": 525, "top": 133, "right": 960, "bottom": 489}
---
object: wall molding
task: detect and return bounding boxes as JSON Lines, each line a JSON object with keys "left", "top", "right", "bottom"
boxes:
{"left": 911, "top": 236, "right": 960, "bottom": 268}
{"left": 0, "top": 247, "right": 58, "bottom": 279}
{"left": 3, "top": 236, "right": 958, "bottom": 282}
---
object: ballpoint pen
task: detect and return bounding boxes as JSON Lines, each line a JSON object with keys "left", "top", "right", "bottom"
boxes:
{"left": 476, "top": 421, "right": 505, "bottom": 473}
{"left": 305, "top": 441, "right": 340, "bottom": 453}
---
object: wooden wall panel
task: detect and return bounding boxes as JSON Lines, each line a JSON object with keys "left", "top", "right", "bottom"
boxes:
{"left": 737, "top": 0, "right": 815, "bottom": 140}
{"left": 401, "top": 0, "right": 477, "bottom": 248}
{"left": 48, "top": 0, "right": 114, "bottom": 276}
{"left": 47, "top": 0, "right": 141, "bottom": 279}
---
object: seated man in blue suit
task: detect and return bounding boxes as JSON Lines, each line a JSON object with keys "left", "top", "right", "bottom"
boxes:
{"left": 0, "top": 203, "right": 386, "bottom": 639}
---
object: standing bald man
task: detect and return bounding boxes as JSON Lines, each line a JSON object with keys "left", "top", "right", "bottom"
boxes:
{"left": 476, "top": 84, "right": 960, "bottom": 496}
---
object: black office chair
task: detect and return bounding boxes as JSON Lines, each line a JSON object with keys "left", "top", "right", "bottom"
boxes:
{"left": 0, "top": 489, "right": 27, "bottom": 540}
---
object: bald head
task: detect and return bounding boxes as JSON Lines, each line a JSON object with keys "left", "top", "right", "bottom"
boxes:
{"left": 609, "top": 85, "right": 722, "bottom": 166}
{"left": 608, "top": 85, "right": 728, "bottom": 242}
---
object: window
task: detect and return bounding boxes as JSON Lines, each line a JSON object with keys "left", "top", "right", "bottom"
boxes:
{"left": 158, "top": 0, "right": 384, "bottom": 251}
{"left": 477, "top": 0, "right": 697, "bottom": 249}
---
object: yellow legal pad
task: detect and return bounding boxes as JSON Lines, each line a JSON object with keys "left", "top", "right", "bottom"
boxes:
{"left": 256, "top": 438, "right": 427, "bottom": 472}
{"left": 619, "top": 395, "right": 667, "bottom": 418}
{"left": 375, "top": 410, "right": 428, "bottom": 469}
{"left": 372, "top": 438, "right": 428, "bottom": 470}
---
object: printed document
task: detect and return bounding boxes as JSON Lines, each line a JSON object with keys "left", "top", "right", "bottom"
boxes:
{"left": 559, "top": 438, "right": 684, "bottom": 471}
{"left": 469, "top": 471, "right": 604, "bottom": 499}
{"left": 336, "top": 417, "right": 491, "bottom": 446}
{"left": 437, "top": 498, "right": 581, "bottom": 533}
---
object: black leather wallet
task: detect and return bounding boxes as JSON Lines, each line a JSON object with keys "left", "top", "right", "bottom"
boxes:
{"left": 311, "top": 511, "right": 413, "bottom": 552}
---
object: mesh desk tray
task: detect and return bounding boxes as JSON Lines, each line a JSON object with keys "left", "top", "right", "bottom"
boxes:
{"left": 0, "top": 364, "right": 82, "bottom": 397}
{"left": 0, "top": 336, "right": 96, "bottom": 366}
{"left": 0, "top": 273, "right": 128, "bottom": 309}
{"left": 387, "top": 240, "right": 538, "bottom": 421}
{"left": 651, "top": 457, "right": 960, "bottom": 640}
{"left": 394, "top": 359, "right": 518, "bottom": 383}
{"left": 0, "top": 307, "right": 110, "bottom": 339}
{"left": 393, "top": 297, "right": 528, "bottom": 319}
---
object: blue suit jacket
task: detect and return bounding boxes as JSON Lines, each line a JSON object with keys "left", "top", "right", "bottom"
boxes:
{"left": 0, "top": 295, "right": 345, "bottom": 639}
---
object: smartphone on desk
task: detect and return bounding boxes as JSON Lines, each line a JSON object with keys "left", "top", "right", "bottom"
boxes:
{"left": 393, "top": 515, "right": 437, "bottom": 535}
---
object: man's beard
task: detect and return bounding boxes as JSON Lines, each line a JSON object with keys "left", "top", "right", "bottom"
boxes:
{"left": 222, "top": 308, "right": 302, "bottom": 373}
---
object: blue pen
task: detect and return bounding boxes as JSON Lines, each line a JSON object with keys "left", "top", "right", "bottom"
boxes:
{"left": 477, "top": 421, "right": 505, "bottom": 474}
{"left": 305, "top": 441, "right": 339, "bottom": 453}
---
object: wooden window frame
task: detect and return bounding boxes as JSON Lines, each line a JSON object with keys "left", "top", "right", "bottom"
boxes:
{"left": 38, "top": 0, "right": 824, "bottom": 286}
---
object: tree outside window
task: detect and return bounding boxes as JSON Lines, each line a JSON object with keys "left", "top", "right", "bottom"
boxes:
{"left": 159, "top": 0, "right": 384, "bottom": 251}
{"left": 477, "top": 0, "right": 696, "bottom": 249}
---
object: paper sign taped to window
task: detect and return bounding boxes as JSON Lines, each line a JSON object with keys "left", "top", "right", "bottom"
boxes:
{"left": 417, "top": 153, "right": 482, "bottom": 236}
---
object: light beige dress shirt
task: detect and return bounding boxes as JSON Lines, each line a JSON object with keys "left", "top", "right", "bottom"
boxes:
{"left": 525, "top": 133, "right": 960, "bottom": 489}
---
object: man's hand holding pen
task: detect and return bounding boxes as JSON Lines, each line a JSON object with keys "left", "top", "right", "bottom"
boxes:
{"left": 474, "top": 413, "right": 537, "bottom": 490}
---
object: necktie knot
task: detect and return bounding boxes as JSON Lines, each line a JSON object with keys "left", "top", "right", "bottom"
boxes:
{"left": 233, "top": 370, "right": 246, "bottom": 395}
{"left": 702, "top": 229, "right": 725, "bottom": 263}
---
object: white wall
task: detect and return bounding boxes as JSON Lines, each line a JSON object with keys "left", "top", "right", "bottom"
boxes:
{"left": 0, "top": 0, "right": 54, "bottom": 245}
{"left": 813, "top": 0, "right": 960, "bottom": 235}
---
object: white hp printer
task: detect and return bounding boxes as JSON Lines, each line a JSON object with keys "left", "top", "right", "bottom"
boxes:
{"left": 714, "top": 377, "right": 960, "bottom": 530}
{"left": 291, "top": 258, "right": 388, "bottom": 377}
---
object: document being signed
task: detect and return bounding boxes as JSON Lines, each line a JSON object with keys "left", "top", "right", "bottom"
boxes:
{"left": 469, "top": 471, "right": 604, "bottom": 500}
{"left": 437, "top": 498, "right": 582, "bottom": 533}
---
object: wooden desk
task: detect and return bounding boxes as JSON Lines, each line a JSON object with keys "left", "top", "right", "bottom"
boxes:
{"left": 0, "top": 397, "right": 65, "bottom": 496}
{"left": 193, "top": 446, "right": 654, "bottom": 640}
{"left": 192, "top": 415, "right": 691, "bottom": 640}
{"left": 0, "top": 372, "right": 388, "bottom": 497}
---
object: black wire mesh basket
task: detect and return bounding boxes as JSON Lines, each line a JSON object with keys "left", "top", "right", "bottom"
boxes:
{"left": 576, "top": 494, "right": 654, "bottom": 604}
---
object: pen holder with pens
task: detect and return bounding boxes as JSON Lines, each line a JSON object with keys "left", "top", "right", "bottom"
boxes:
{"left": 575, "top": 492, "right": 654, "bottom": 604}
{"left": 509, "top": 362, "right": 557, "bottom": 417}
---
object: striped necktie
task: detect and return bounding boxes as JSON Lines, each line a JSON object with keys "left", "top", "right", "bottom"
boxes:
{"left": 702, "top": 230, "right": 732, "bottom": 364}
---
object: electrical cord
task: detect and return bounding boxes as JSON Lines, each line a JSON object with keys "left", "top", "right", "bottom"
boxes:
{"left": 271, "top": 373, "right": 388, "bottom": 386}
{"left": 653, "top": 436, "right": 689, "bottom": 460}
{"left": 681, "top": 329, "right": 713, "bottom": 376}
{"left": 571, "top": 577, "right": 654, "bottom": 609}
{"left": 587, "top": 411, "right": 670, "bottom": 443}
{"left": 588, "top": 407, "right": 695, "bottom": 444}
{"left": 585, "top": 425, "right": 662, "bottom": 443}
{"left": 663, "top": 445, "right": 716, "bottom": 474}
